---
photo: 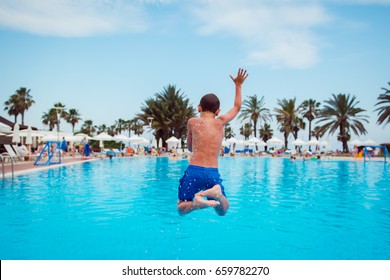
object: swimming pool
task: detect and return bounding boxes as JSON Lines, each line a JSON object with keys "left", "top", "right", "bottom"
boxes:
{"left": 0, "top": 157, "right": 389, "bottom": 260}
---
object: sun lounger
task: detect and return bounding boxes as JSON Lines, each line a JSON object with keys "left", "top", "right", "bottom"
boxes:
{"left": 4, "top": 145, "right": 24, "bottom": 161}
{"left": 12, "top": 144, "right": 39, "bottom": 161}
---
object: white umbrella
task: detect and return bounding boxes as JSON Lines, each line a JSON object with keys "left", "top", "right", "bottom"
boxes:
{"left": 307, "top": 139, "right": 320, "bottom": 146}
{"left": 226, "top": 137, "right": 240, "bottom": 144}
{"left": 42, "top": 133, "right": 58, "bottom": 142}
{"left": 152, "top": 138, "right": 158, "bottom": 148}
{"left": 139, "top": 137, "right": 150, "bottom": 145}
{"left": 114, "top": 134, "right": 130, "bottom": 149}
{"left": 129, "top": 135, "right": 142, "bottom": 144}
{"left": 267, "top": 137, "right": 283, "bottom": 146}
{"left": 93, "top": 132, "right": 113, "bottom": 141}
{"left": 113, "top": 134, "right": 129, "bottom": 142}
{"left": 349, "top": 139, "right": 362, "bottom": 146}
{"left": 65, "top": 135, "right": 82, "bottom": 142}
{"left": 363, "top": 139, "right": 378, "bottom": 146}
{"left": 94, "top": 132, "right": 113, "bottom": 151}
{"left": 158, "top": 138, "right": 162, "bottom": 148}
{"left": 25, "top": 126, "right": 33, "bottom": 145}
{"left": 221, "top": 138, "right": 228, "bottom": 147}
{"left": 17, "top": 128, "right": 43, "bottom": 138}
{"left": 166, "top": 136, "right": 180, "bottom": 144}
{"left": 12, "top": 123, "right": 20, "bottom": 143}
{"left": 166, "top": 136, "right": 180, "bottom": 150}
{"left": 257, "top": 140, "right": 267, "bottom": 146}
{"left": 292, "top": 138, "right": 306, "bottom": 146}
{"left": 247, "top": 136, "right": 261, "bottom": 145}
{"left": 75, "top": 133, "right": 93, "bottom": 140}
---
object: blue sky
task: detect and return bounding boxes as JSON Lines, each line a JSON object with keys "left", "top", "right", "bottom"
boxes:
{"left": 0, "top": 0, "right": 389, "bottom": 149}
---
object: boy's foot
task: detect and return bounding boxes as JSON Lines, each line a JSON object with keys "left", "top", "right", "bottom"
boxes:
{"left": 194, "top": 194, "right": 220, "bottom": 208}
{"left": 197, "top": 185, "right": 223, "bottom": 200}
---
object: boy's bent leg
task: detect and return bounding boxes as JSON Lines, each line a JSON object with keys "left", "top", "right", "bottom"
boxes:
{"left": 196, "top": 185, "right": 230, "bottom": 216}
{"left": 177, "top": 199, "right": 210, "bottom": 215}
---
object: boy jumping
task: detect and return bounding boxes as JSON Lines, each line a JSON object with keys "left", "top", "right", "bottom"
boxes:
{"left": 177, "top": 68, "right": 248, "bottom": 216}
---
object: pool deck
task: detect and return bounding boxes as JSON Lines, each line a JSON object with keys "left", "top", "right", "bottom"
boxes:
{"left": 1, "top": 156, "right": 99, "bottom": 179}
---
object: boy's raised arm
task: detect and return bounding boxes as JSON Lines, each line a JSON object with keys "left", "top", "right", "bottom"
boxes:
{"left": 219, "top": 68, "right": 248, "bottom": 124}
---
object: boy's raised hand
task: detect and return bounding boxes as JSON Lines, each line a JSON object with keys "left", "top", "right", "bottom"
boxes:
{"left": 230, "top": 68, "right": 248, "bottom": 86}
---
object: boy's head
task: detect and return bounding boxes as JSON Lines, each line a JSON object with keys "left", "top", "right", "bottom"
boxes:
{"left": 199, "top": 93, "right": 220, "bottom": 115}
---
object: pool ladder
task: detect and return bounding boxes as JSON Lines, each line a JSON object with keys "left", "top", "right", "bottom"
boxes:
{"left": 1, "top": 152, "right": 14, "bottom": 179}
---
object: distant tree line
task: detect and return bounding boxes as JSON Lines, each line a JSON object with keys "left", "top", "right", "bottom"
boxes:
{"left": 3, "top": 82, "right": 390, "bottom": 152}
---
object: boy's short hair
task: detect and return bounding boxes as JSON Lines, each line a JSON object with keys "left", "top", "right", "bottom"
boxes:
{"left": 199, "top": 93, "right": 220, "bottom": 113}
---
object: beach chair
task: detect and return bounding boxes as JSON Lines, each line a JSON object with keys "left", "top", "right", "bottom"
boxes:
{"left": 4, "top": 145, "right": 24, "bottom": 161}
{"left": 12, "top": 144, "right": 39, "bottom": 161}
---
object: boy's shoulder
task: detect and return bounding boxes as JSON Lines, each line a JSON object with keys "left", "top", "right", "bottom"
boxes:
{"left": 188, "top": 117, "right": 200, "bottom": 123}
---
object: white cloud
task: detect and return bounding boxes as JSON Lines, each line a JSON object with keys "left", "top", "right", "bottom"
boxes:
{"left": 0, "top": 0, "right": 148, "bottom": 36}
{"left": 191, "top": 0, "right": 331, "bottom": 69}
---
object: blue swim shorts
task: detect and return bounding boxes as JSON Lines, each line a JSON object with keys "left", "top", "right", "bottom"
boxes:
{"left": 178, "top": 165, "right": 226, "bottom": 201}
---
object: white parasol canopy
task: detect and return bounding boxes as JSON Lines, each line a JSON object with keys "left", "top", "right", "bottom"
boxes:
{"left": 25, "top": 126, "right": 33, "bottom": 145}
{"left": 113, "top": 134, "right": 129, "bottom": 142}
{"left": 307, "top": 139, "right": 320, "bottom": 146}
{"left": 349, "top": 139, "right": 362, "bottom": 146}
{"left": 363, "top": 139, "right": 378, "bottom": 146}
{"left": 41, "top": 133, "right": 58, "bottom": 142}
{"left": 152, "top": 138, "right": 158, "bottom": 148}
{"left": 12, "top": 123, "right": 20, "bottom": 143}
{"left": 226, "top": 137, "right": 240, "bottom": 144}
{"left": 129, "top": 135, "right": 143, "bottom": 144}
{"left": 267, "top": 137, "right": 283, "bottom": 146}
{"left": 75, "top": 133, "right": 93, "bottom": 140}
{"left": 93, "top": 132, "right": 113, "bottom": 141}
{"left": 166, "top": 136, "right": 180, "bottom": 144}
{"left": 292, "top": 138, "right": 306, "bottom": 146}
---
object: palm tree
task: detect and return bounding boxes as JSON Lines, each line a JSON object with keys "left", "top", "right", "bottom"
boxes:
{"left": 274, "top": 98, "right": 302, "bottom": 148}
{"left": 238, "top": 95, "right": 272, "bottom": 138}
{"left": 259, "top": 123, "right": 273, "bottom": 152}
{"left": 375, "top": 82, "right": 390, "bottom": 126}
{"left": 4, "top": 87, "right": 35, "bottom": 125}
{"left": 107, "top": 125, "right": 117, "bottom": 136}
{"left": 316, "top": 93, "right": 369, "bottom": 153}
{"left": 300, "top": 99, "right": 321, "bottom": 141}
{"left": 132, "top": 119, "right": 144, "bottom": 136}
{"left": 115, "top": 118, "right": 126, "bottom": 134}
{"left": 312, "top": 125, "right": 325, "bottom": 140}
{"left": 42, "top": 109, "right": 57, "bottom": 131}
{"left": 4, "top": 94, "right": 20, "bottom": 123}
{"left": 123, "top": 119, "right": 133, "bottom": 137}
{"left": 224, "top": 123, "right": 235, "bottom": 139}
{"left": 66, "top": 109, "right": 82, "bottom": 133}
{"left": 95, "top": 124, "right": 107, "bottom": 134}
{"left": 80, "top": 120, "right": 96, "bottom": 135}
{"left": 259, "top": 123, "right": 273, "bottom": 143}
{"left": 239, "top": 123, "right": 253, "bottom": 140}
{"left": 137, "top": 85, "right": 196, "bottom": 146}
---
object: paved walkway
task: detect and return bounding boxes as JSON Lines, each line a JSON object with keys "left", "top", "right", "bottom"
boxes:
{"left": 1, "top": 156, "right": 98, "bottom": 179}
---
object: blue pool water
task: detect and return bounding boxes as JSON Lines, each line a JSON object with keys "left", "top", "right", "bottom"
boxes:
{"left": 0, "top": 157, "right": 389, "bottom": 260}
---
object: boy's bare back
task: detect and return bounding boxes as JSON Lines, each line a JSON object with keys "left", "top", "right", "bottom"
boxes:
{"left": 186, "top": 68, "right": 248, "bottom": 168}
{"left": 187, "top": 115, "right": 225, "bottom": 168}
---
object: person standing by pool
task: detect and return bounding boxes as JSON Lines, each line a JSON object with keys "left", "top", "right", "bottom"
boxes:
{"left": 178, "top": 68, "right": 248, "bottom": 216}
{"left": 60, "top": 137, "right": 67, "bottom": 156}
